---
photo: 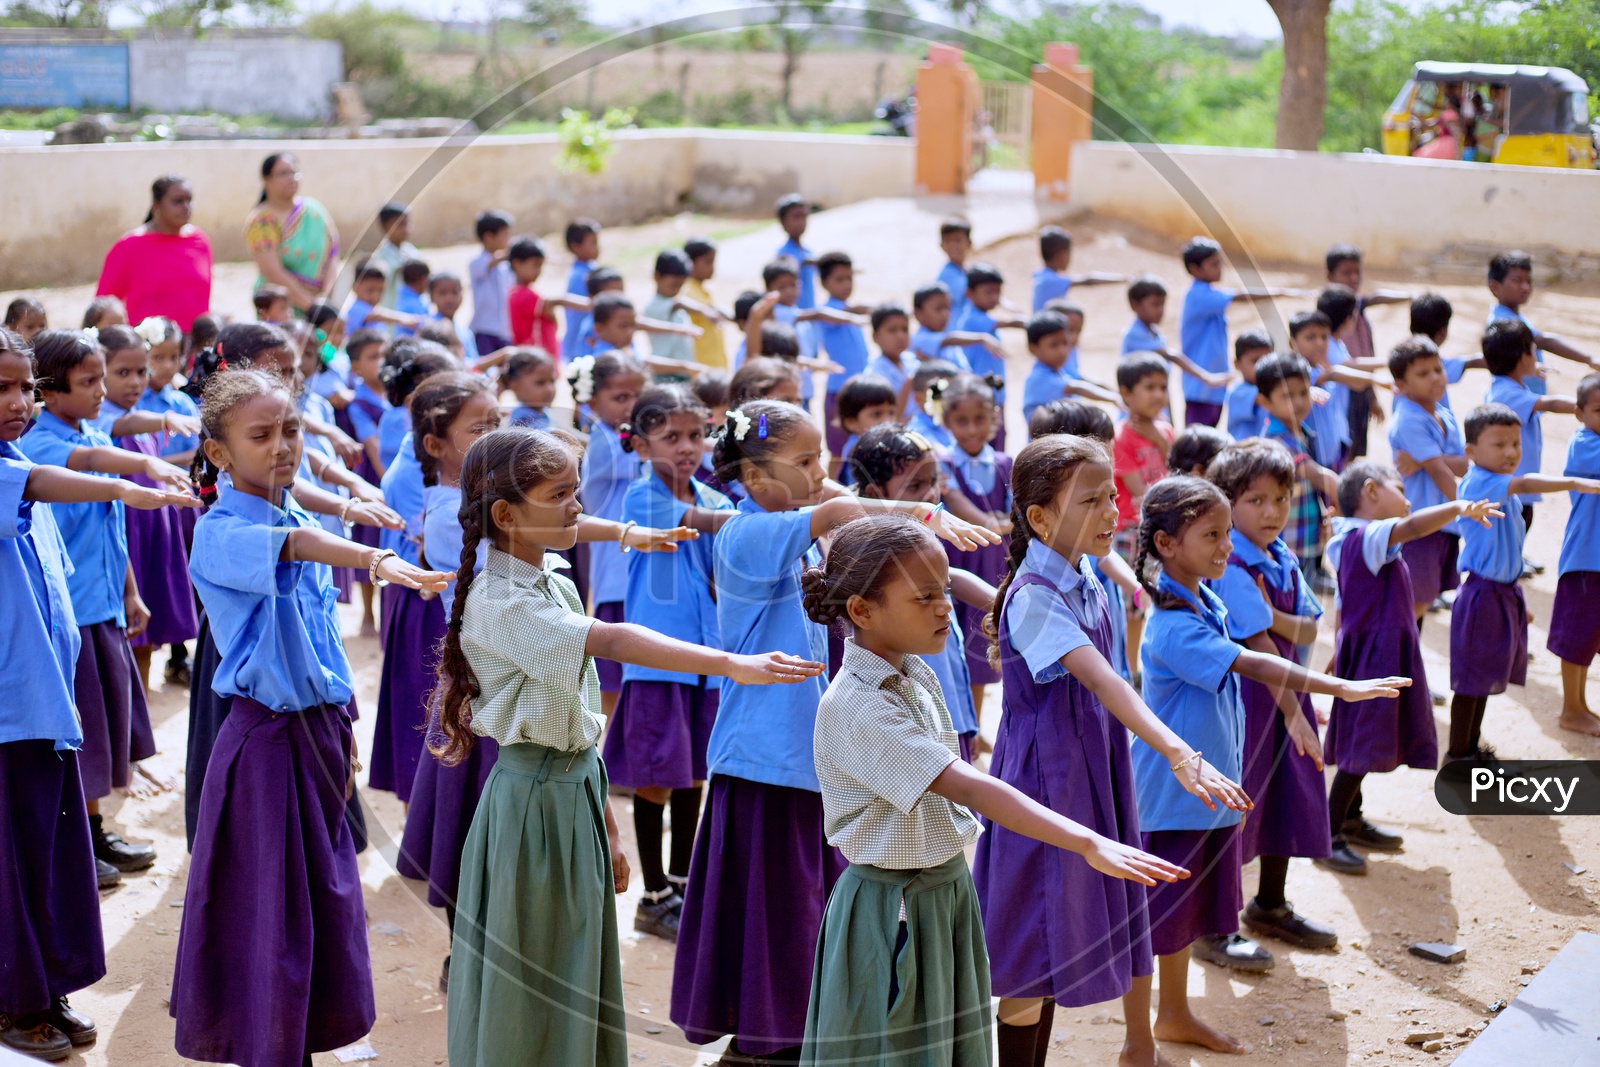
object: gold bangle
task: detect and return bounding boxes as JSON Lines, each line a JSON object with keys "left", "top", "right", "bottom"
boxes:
{"left": 369, "top": 549, "right": 397, "bottom": 587}
{"left": 618, "top": 520, "right": 638, "bottom": 553}
{"left": 1170, "top": 750, "right": 1202, "bottom": 773}
{"left": 338, "top": 497, "right": 356, "bottom": 526}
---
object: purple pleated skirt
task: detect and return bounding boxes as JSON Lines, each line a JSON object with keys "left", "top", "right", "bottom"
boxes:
{"left": 73, "top": 619, "right": 156, "bottom": 801}
{"left": 349, "top": 459, "right": 382, "bottom": 585}
{"left": 1548, "top": 570, "right": 1600, "bottom": 665}
{"left": 1327, "top": 626, "right": 1438, "bottom": 776}
{"left": 1400, "top": 530, "right": 1460, "bottom": 607}
{"left": 1141, "top": 826, "right": 1244, "bottom": 957}
{"left": 369, "top": 587, "right": 446, "bottom": 801}
{"left": 602, "top": 681, "right": 717, "bottom": 790}
{"left": 671, "top": 775, "right": 847, "bottom": 1055}
{"left": 0, "top": 741, "right": 106, "bottom": 1016}
{"left": 378, "top": 581, "right": 406, "bottom": 644}
{"left": 399, "top": 727, "right": 499, "bottom": 910}
{"left": 172, "top": 697, "right": 375, "bottom": 1067}
{"left": 126, "top": 499, "right": 199, "bottom": 649}
{"left": 1449, "top": 575, "right": 1528, "bottom": 697}
{"left": 1238, "top": 682, "right": 1331, "bottom": 862}
{"left": 593, "top": 601, "right": 625, "bottom": 694}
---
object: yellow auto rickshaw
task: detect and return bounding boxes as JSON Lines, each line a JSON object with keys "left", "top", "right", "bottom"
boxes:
{"left": 1382, "top": 61, "right": 1595, "bottom": 169}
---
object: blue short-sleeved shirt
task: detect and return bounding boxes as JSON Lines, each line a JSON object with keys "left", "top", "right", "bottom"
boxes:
{"left": 582, "top": 421, "right": 642, "bottom": 606}
{"left": 469, "top": 249, "right": 513, "bottom": 339}
{"left": 1178, "top": 280, "right": 1232, "bottom": 405}
{"left": 927, "top": 616, "right": 979, "bottom": 736}
{"left": 1091, "top": 557, "right": 1131, "bottom": 680}
{"left": 18, "top": 411, "right": 128, "bottom": 628}
{"left": 376, "top": 405, "right": 411, "bottom": 471}
{"left": 136, "top": 384, "right": 200, "bottom": 457}
{"left": 1560, "top": 428, "right": 1600, "bottom": 576}
{"left": 621, "top": 473, "right": 732, "bottom": 686}
{"left": 1122, "top": 318, "right": 1165, "bottom": 357}
{"left": 1225, "top": 380, "right": 1263, "bottom": 441}
{"left": 1032, "top": 267, "right": 1070, "bottom": 312}
{"left": 907, "top": 408, "right": 955, "bottom": 451}
{"left": 1321, "top": 338, "right": 1355, "bottom": 442}
{"left": 1388, "top": 396, "right": 1463, "bottom": 511}
{"left": 1486, "top": 374, "right": 1543, "bottom": 503}
{"left": 562, "top": 260, "right": 594, "bottom": 363}
{"left": 422, "top": 483, "right": 485, "bottom": 614}
{"left": 1211, "top": 534, "right": 1321, "bottom": 641}
{"left": 1004, "top": 540, "right": 1103, "bottom": 683}
{"left": 395, "top": 286, "right": 428, "bottom": 336}
{"left": 866, "top": 352, "right": 916, "bottom": 419}
{"left": 347, "top": 380, "right": 389, "bottom": 445}
{"left": 944, "top": 443, "right": 1005, "bottom": 500}
{"left": 1306, "top": 363, "right": 1350, "bottom": 469}
{"left": 190, "top": 484, "right": 353, "bottom": 712}
{"left": 380, "top": 433, "right": 426, "bottom": 566}
{"left": 1021, "top": 360, "right": 1077, "bottom": 423}
{"left": 1456, "top": 465, "right": 1524, "bottom": 584}
{"left": 345, "top": 297, "right": 388, "bottom": 336}
{"left": 778, "top": 238, "right": 817, "bottom": 309}
{"left": 819, "top": 296, "right": 871, "bottom": 393}
{"left": 708, "top": 497, "right": 830, "bottom": 790}
{"left": 938, "top": 261, "right": 969, "bottom": 326}
{"left": 509, "top": 405, "right": 551, "bottom": 430}
{"left": 1488, "top": 304, "right": 1546, "bottom": 396}
{"left": 954, "top": 305, "right": 1004, "bottom": 392}
{"left": 909, "top": 328, "right": 972, "bottom": 372}
{"left": 0, "top": 442, "right": 83, "bottom": 749}
{"left": 771, "top": 302, "right": 816, "bottom": 399}
{"left": 1133, "top": 574, "right": 1245, "bottom": 831}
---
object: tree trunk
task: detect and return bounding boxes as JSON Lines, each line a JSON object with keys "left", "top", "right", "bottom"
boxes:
{"left": 779, "top": 29, "right": 803, "bottom": 120}
{"left": 1268, "top": 0, "right": 1332, "bottom": 150}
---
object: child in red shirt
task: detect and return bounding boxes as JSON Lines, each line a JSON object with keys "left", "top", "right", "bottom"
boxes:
{"left": 1113, "top": 353, "right": 1175, "bottom": 560}
{"left": 506, "top": 236, "right": 582, "bottom": 354}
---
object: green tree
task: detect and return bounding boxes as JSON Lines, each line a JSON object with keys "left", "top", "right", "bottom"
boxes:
{"left": 304, "top": 2, "right": 411, "bottom": 81}
{"left": 0, "top": 0, "right": 106, "bottom": 27}
{"left": 522, "top": 0, "right": 585, "bottom": 35}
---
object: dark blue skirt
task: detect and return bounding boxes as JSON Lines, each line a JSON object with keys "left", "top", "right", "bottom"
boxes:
{"left": 369, "top": 587, "right": 446, "bottom": 801}
{"left": 399, "top": 726, "right": 499, "bottom": 910}
{"left": 74, "top": 619, "right": 155, "bottom": 801}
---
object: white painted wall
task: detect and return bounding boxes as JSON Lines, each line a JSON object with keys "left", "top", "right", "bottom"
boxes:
{"left": 1068, "top": 141, "right": 1600, "bottom": 270}
{"left": 129, "top": 39, "right": 343, "bottom": 122}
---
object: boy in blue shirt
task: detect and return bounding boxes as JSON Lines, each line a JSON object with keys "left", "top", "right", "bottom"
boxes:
{"left": 426, "top": 272, "right": 478, "bottom": 363}
{"left": 742, "top": 261, "right": 857, "bottom": 404}
{"left": 936, "top": 216, "right": 972, "bottom": 327}
{"left": 953, "top": 263, "right": 1025, "bottom": 404}
{"left": 865, "top": 302, "right": 917, "bottom": 418}
{"left": 468, "top": 209, "right": 514, "bottom": 354}
{"left": 814, "top": 251, "right": 872, "bottom": 465}
{"left": 372, "top": 201, "right": 417, "bottom": 309}
{"left": 1020, "top": 310, "right": 1118, "bottom": 423}
{"left": 1178, "top": 237, "right": 1297, "bottom": 428}
{"left": 345, "top": 263, "right": 422, "bottom": 337}
{"left": 907, "top": 282, "right": 980, "bottom": 369}
{"left": 1386, "top": 337, "right": 1466, "bottom": 625}
{"left": 1486, "top": 250, "right": 1600, "bottom": 398}
{"left": 1449, "top": 403, "right": 1600, "bottom": 759}
{"left": 1325, "top": 244, "right": 1413, "bottom": 457}
{"left": 775, "top": 193, "right": 818, "bottom": 310}
{"left": 1409, "top": 293, "right": 1485, "bottom": 410}
{"left": 1255, "top": 353, "right": 1340, "bottom": 592}
{"left": 1225, "top": 330, "right": 1271, "bottom": 441}
{"left": 394, "top": 259, "right": 431, "bottom": 337}
{"left": 1549, "top": 373, "right": 1600, "bottom": 737}
{"left": 562, "top": 217, "right": 601, "bottom": 362}
{"left": 1122, "top": 274, "right": 1234, "bottom": 396}
{"left": 1030, "top": 225, "right": 1125, "bottom": 311}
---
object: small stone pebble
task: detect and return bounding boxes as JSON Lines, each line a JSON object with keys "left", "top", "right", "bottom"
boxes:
{"left": 1258, "top": 1016, "right": 1276, "bottom": 1026}
{"left": 1328, "top": 1009, "right": 1348, "bottom": 1021}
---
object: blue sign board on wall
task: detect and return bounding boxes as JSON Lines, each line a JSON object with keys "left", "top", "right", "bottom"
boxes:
{"left": 0, "top": 44, "right": 130, "bottom": 108}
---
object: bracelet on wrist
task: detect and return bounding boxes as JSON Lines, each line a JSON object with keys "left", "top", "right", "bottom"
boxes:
{"left": 368, "top": 549, "right": 397, "bottom": 587}
{"left": 338, "top": 497, "right": 356, "bottom": 526}
{"left": 1170, "top": 750, "right": 1202, "bottom": 773}
{"left": 922, "top": 501, "right": 945, "bottom": 525}
{"left": 618, "top": 520, "right": 638, "bottom": 553}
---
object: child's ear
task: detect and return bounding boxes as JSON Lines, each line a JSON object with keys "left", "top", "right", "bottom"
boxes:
{"left": 202, "top": 436, "right": 230, "bottom": 472}
{"left": 1024, "top": 502, "right": 1053, "bottom": 542}
{"left": 422, "top": 433, "right": 446, "bottom": 460}
{"left": 1153, "top": 528, "right": 1176, "bottom": 560}
{"left": 845, "top": 593, "right": 874, "bottom": 631}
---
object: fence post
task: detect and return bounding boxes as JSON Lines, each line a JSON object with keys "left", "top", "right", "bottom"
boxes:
{"left": 1031, "top": 42, "right": 1093, "bottom": 201}
{"left": 914, "top": 43, "right": 978, "bottom": 195}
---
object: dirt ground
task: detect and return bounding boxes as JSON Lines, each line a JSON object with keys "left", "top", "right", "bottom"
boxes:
{"left": 8, "top": 197, "right": 1600, "bottom": 1067}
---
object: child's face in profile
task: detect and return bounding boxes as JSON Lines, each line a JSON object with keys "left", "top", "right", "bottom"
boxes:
{"left": 385, "top": 214, "right": 411, "bottom": 244}
{"left": 770, "top": 273, "right": 800, "bottom": 306}
{"left": 877, "top": 452, "right": 941, "bottom": 506}
{"left": 1030, "top": 328, "right": 1071, "bottom": 371}
{"left": 842, "top": 401, "right": 897, "bottom": 438}
{"left": 656, "top": 272, "right": 687, "bottom": 298}
{"left": 1046, "top": 246, "right": 1072, "bottom": 272}
{"left": 1230, "top": 472, "right": 1291, "bottom": 550}
{"left": 1489, "top": 266, "right": 1533, "bottom": 308}
{"left": 1467, "top": 423, "right": 1522, "bottom": 475}
{"left": 510, "top": 363, "right": 557, "bottom": 409}
{"left": 1356, "top": 473, "right": 1410, "bottom": 521}
{"left": 1235, "top": 346, "right": 1268, "bottom": 384}
{"left": 1328, "top": 258, "right": 1362, "bottom": 290}
{"left": 945, "top": 396, "right": 995, "bottom": 457}
{"left": 47, "top": 351, "right": 106, "bottom": 424}
{"left": 481, "top": 226, "right": 510, "bottom": 253}
{"left": 762, "top": 377, "right": 803, "bottom": 406}
{"left": 873, "top": 314, "right": 910, "bottom": 358}
{"left": 593, "top": 308, "right": 636, "bottom": 351}
{"left": 1131, "top": 292, "right": 1165, "bottom": 326}
{"left": 1291, "top": 323, "right": 1330, "bottom": 365}
{"left": 690, "top": 251, "right": 715, "bottom": 282}
{"left": 746, "top": 421, "right": 826, "bottom": 509}
{"left": 821, "top": 265, "right": 853, "bottom": 303}
{"left": 1121, "top": 371, "right": 1170, "bottom": 421}
{"left": 940, "top": 231, "right": 971, "bottom": 265}
{"left": 0, "top": 351, "right": 37, "bottom": 440}
{"left": 915, "top": 293, "right": 951, "bottom": 332}
{"left": 499, "top": 457, "right": 583, "bottom": 551}
{"left": 352, "top": 278, "right": 384, "bottom": 307}
{"left": 849, "top": 541, "right": 952, "bottom": 657}
{"left": 1261, "top": 376, "right": 1312, "bottom": 429}
{"left": 1062, "top": 312, "right": 1083, "bottom": 351}
{"left": 511, "top": 255, "right": 544, "bottom": 285}
{"left": 571, "top": 232, "right": 600, "bottom": 262}
{"left": 431, "top": 279, "right": 463, "bottom": 319}
{"left": 968, "top": 282, "right": 1002, "bottom": 313}
{"left": 423, "top": 390, "right": 501, "bottom": 486}
{"left": 1030, "top": 458, "right": 1117, "bottom": 560}
{"left": 148, "top": 339, "right": 182, "bottom": 390}
{"left": 1188, "top": 253, "right": 1223, "bottom": 285}
{"left": 1397, "top": 354, "right": 1447, "bottom": 406}
{"left": 1579, "top": 390, "right": 1600, "bottom": 435}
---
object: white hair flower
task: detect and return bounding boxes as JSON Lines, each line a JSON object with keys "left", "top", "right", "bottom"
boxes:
{"left": 568, "top": 356, "right": 597, "bottom": 404}
{"left": 729, "top": 409, "right": 752, "bottom": 441}
{"left": 133, "top": 317, "right": 170, "bottom": 347}
{"left": 927, "top": 378, "right": 950, "bottom": 421}
{"left": 80, "top": 326, "right": 100, "bottom": 347}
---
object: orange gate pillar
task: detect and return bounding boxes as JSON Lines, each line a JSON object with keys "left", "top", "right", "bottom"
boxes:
{"left": 914, "top": 44, "right": 979, "bottom": 195}
{"left": 1031, "top": 42, "right": 1094, "bottom": 201}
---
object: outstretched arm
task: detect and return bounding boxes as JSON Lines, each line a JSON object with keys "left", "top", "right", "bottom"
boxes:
{"left": 281, "top": 527, "right": 452, "bottom": 592}
{"left": 1389, "top": 497, "right": 1500, "bottom": 546}
{"left": 1536, "top": 333, "right": 1600, "bottom": 371}
{"left": 585, "top": 622, "right": 823, "bottom": 684}
{"left": 60, "top": 443, "right": 192, "bottom": 493}
{"left": 1240, "top": 631, "right": 1323, "bottom": 769}
{"left": 1230, "top": 647, "right": 1408, "bottom": 701}
{"left": 23, "top": 464, "right": 196, "bottom": 510}
{"left": 1509, "top": 473, "right": 1600, "bottom": 497}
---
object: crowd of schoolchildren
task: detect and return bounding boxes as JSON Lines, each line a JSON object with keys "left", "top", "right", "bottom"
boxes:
{"left": 3, "top": 187, "right": 1599, "bottom": 1067}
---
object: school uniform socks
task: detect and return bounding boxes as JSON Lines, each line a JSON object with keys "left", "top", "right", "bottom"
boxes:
{"left": 997, "top": 999, "right": 1055, "bottom": 1067}
{"left": 1448, "top": 694, "right": 1490, "bottom": 759}
{"left": 633, "top": 798, "right": 669, "bottom": 894}
{"left": 669, "top": 785, "right": 702, "bottom": 883}
{"left": 1255, "top": 855, "right": 1290, "bottom": 912}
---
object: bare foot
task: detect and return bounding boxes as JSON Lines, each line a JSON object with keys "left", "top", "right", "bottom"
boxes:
{"left": 360, "top": 618, "right": 379, "bottom": 639}
{"left": 117, "top": 779, "right": 159, "bottom": 800}
{"left": 1120, "top": 1043, "right": 1180, "bottom": 1067}
{"left": 1558, "top": 708, "right": 1600, "bottom": 737}
{"left": 1153, "top": 1013, "right": 1246, "bottom": 1054}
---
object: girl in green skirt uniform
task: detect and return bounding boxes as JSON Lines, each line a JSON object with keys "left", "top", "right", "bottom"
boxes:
{"left": 798, "top": 515, "right": 1190, "bottom": 1066}
{"left": 432, "top": 426, "right": 825, "bottom": 1067}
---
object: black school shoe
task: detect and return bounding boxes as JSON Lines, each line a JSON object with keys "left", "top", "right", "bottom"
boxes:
{"left": 92, "top": 824, "right": 156, "bottom": 873}
{"left": 0, "top": 1014, "right": 71, "bottom": 1062}
{"left": 1340, "top": 817, "right": 1404, "bottom": 851}
{"left": 634, "top": 888, "right": 682, "bottom": 942}
{"left": 41, "top": 999, "right": 94, "bottom": 1047}
{"left": 96, "top": 858, "right": 122, "bottom": 890}
{"left": 438, "top": 955, "right": 450, "bottom": 995}
{"left": 1242, "top": 898, "right": 1338, "bottom": 949}
{"left": 1314, "top": 840, "right": 1369, "bottom": 875}
{"left": 1191, "top": 932, "right": 1274, "bottom": 972}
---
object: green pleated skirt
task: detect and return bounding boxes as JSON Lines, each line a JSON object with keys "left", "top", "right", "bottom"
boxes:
{"left": 447, "top": 742, "right": 626, "bottom": 1067}
{"left": 802, "top": 854, "right": 993, "bottom": 1067}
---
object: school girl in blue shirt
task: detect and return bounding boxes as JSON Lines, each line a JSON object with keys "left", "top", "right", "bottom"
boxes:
{"left": 1550, "top": 380, "right": 1600, "bottom": 732}
{"left": 169, "top": 366, "right": 451, "bottom": 1067}
{"left": 0, "top": 332, "right": 196, "bottom": 1055}
{"left": 1132, "top": 475, "right": 1404, "bottom": 1054}
{"left": 671, "top": 399, "right": 998, "bottom": 1060}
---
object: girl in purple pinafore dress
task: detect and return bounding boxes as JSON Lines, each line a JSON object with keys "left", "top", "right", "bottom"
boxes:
{"left": 938, "top": 373, "right": 1012, "bottom": 710}
{"left": 971, "top": 437, "right": 1249, "bottom": 1067}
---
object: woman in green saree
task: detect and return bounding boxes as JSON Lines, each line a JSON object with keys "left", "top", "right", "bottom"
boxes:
{"left": 245, "top": 153, "right": 340, "bottom": 312}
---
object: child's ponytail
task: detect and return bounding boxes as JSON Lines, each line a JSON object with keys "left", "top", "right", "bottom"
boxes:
{"left": 432, "top": 487, "right": 486, "bottom": 766}
{"left": 709, "top": 398, "right": 808, "bottom": 484}
{"left": 801, "top": 516, "right": 935, "bottom": 630}
{"left": 1134, "top": 475, "right": 1229, "bottom": 611}
{"left": 984, "top": 434, "right": 1109, "bottom": 670}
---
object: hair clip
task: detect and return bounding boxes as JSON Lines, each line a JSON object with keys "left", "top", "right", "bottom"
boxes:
{"left": 80, "top": 326, "right": 99, "bottom": 347}
{"left": 903, "top": 430, "right": 931, "bottom": 453}
{"left": 757, "top": 413, "right": 768, "bottom": 439}
{"left": 729, "top": 410, "right": 752, "bottom": 441}
{"left": 217, "top": 358, "right": 228, "bottom": 372}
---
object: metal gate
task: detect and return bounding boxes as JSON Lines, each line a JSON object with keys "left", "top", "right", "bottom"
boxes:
{"left": 977, "top": 79, "right": 1032, "bottom": 169}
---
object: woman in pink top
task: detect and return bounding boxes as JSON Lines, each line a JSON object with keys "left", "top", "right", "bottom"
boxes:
{"left": 96, "top": 175, "right": 213, "bottom": 333}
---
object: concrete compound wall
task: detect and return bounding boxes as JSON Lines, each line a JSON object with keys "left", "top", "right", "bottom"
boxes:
{"left": 1068, "top": 141, "right": 1600, "bottom": 272}
{"left": 0, "top": 129, "right": 915, "bottom": 288}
